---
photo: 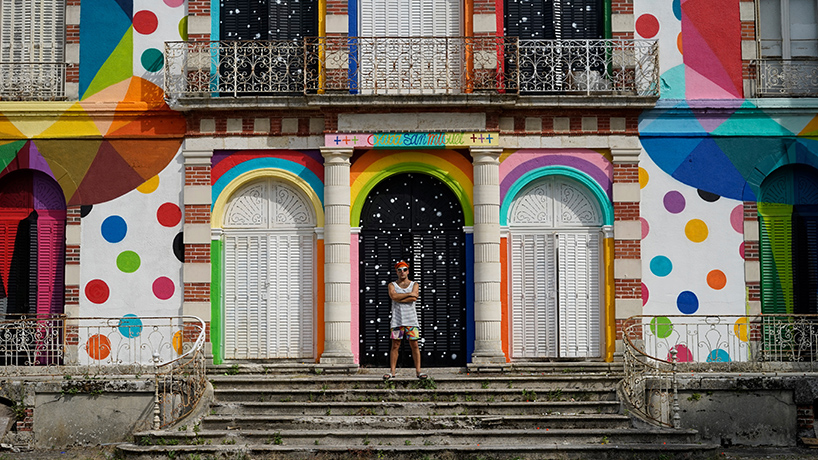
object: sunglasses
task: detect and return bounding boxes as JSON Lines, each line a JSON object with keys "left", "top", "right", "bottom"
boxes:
{"left": 397, "top": 267, "right": 408, "bottom": 272}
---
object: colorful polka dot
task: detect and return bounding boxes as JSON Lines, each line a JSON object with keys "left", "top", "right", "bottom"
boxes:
{"left": 638, "top": 167, "right": 649, "bottom": 189}
{"left": 173, "top": 232, "right": 184, "bottom": 262}
{"left": 734, "top": 317, "right": 749, "bottom": 342}
{"left": 178, "top": 16, "right": 188, "bottom": 40}
{"left": 739, "top": 241, "right": 745, "bottom": 259}
{"left": 707, "top": 270, "right": 727, "bottom": 290}
{"left": 85, "top": 279, "right": 110, "bottom": 304}
{"left": 101, "top": 215, "right": 127, "bottom": 243}
{"left": 636, "top": 14, "right": 660, "bottom": 39}
{"left": 650, "top": 255, "right": 673, "bottom": 277}
{"left": 153, "top": 277, "right": 175, "bottom": 300}
{"left": 165, "top": 0, "right": 184, "bottom": 7}
{"left": 641, "top": 282, "right": 649, "bottom": 306}
{"left": 81, "top": 205, "right": 93, "bottom": 217}
{"left": 685, "top": 219, "right": 708, "bottom": 243}
{"left": 641, "top": 217, "right": 650, "bottom": 239}
{"left": 133, "top": 10, "right": 158, "bottom": 35}
{"left": 138, "top": 176, "right": 160, "bottom": 194}
{"left": 87, "top": 334, "right": 111, "bottom": 360}
{"left": 677, "top": 32, "right": 683, "bottom": 54}
{"left": 141, "top": 49, "right": 164, "bottom": 72}
{"left": 173, "top": 331, "right": 184, "bottom": 355}
{"left": 117, "top": 251, "right": 141, "bottom": 273}
{"left": 158, "top": 203, "right": 182, "bottom": 227}
{"left": 663, "top": 191, "right": 685, "bottom": 214}
{"left": 697, "top": 189, "right": 720, "bottom": 202}
{"left": 118, "top": 314, "right": 143, "bottom": 338}
{"left": 730, "top": 204, "right": 744, "bottom": 233}
{"left": 706, "top": 349, "right": 731, "bottom": 363}
{"left": 677, "top": 291, "right": 699, "bottom": 314}
{"left": 669, "top": 344, "right": 694, "bottom": 362}
{"left": 672, "top": 0, "right": 682, "bottom": 20}
{"left": 650, "top": 316, "right": 673, "bottom": 339}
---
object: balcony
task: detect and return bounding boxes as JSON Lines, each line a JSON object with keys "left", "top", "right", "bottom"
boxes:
{"left": 751, "top": 59, "right": 818, "bottom": 97}
{"left": 0, "top": 62, "right": 67, "bottom": 101}
{"left": 163, "top": 37, "right": 659, "bottom": 108}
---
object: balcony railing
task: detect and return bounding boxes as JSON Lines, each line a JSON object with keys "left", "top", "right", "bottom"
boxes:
{"left": 751, "top": 59, "right": 818, "bottom": 97}
{"left": 0, "top": 62, "right": 66, "bottom": 101}
{"left": 164, "top": 37, "right": 659, "bottom": 101}
{"left": 622, "top": 314, "right": 818, "bottom": 428}
{"left": 0, "top": 314, "right": 207, "bottom": 429}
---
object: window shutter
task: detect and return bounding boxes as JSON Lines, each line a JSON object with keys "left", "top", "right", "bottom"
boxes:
{"left": 224, "top": 233, "right": 269, "bottom": 359}
{"left": 220, "top": 0, "right": 268, "bottom": 40}
{"left": 559, "top": 0, "right": 602, "bottom": 39}
{"left": 510, "top": 232, "right": 557, "bottom": 358}
{"left": 793, "top": 210, "right": 818, "bottom": 314}
{"left": 505, "top": 0, "right": 554, "bottom": 39}
{"left": 0, "top": 0, "right": 64, "bottom": 62}
{"left": 760, "top": 214, "right": 793, "bottom": 314}
{"left": 36, "top": 215, "right": 65, "bottom": 316}
{"left": 557, "top": 232, "right": 601, "bottom": 358}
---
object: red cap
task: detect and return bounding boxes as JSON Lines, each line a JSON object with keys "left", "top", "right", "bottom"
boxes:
{"left": 395, "top": 260, "right": 409, "bottom": 269}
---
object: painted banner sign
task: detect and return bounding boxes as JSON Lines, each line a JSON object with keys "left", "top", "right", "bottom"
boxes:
{"left": 325, "top": 132, "right": 500, "bottom": 149}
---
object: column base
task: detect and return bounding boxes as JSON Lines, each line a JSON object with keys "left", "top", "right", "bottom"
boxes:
{"left": 319, "top": 352, "right": 356, "bottom": 365}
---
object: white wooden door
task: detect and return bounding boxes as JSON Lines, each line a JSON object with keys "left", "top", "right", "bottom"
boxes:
{"left": 223, "top": 179, "right": 315, "bottom": 360}
{"left": 508, "top": 176, "right": 603, "bottom": 359}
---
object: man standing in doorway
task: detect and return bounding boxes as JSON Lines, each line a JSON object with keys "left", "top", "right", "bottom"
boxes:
{"left": 384, "top": 260, "right": 428, "bottom": 380}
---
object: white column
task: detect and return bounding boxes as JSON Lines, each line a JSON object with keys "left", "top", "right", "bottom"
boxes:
{"left": 320, "top": 147, "right": 355, "bottom": 364}
{"left": 470, "top": 147, "right": 506, "bottom": 364}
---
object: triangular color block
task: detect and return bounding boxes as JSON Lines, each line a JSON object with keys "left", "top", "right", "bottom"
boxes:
{"left": 35, "top": 103, "right": 103, "bottom": 139}
{"left": 82, "top": 28, "right": 134, "bottom": 100}
{"left": 0, "top": 140, "right": 27, "bottom": 173}
{"left": 33, "top": 139, "right": 102, "bottom": 201}
{"left": 671, "top": 137, "right": 749, "bottom": 201}
{"left": 79, "top": 0, "right": 132, "bottom": 98}
{"left": 70, "top": 141, "right": 146, "bottom": 205}
{"left": 0, "top": 116, "right": 28, "bottom": 139}
{"left": 681, "top": 0, "right": 743, "bottom": 97}
{"left": 107, "top": 139, "right": 182, "bottom": 180}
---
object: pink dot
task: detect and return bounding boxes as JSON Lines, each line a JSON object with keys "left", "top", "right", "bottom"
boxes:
{"left": 85, "top": 279, "right": 110, "bottom": 304}
{"left": 641, "top": 217, "right": 650, "bottom": 239}
{"left": 731, "top": 204, "right": 744, "bottom": 233}
{"left": 663, "top": 191, "right": 686, "bottom": 214}
{"left": 164, "top": 0, "right": 184, "bottom": 7}
{"left": 739, "top": 241, "right": 745, "bottom": 259}
{"left": 641, "top": 282, "right": 649, "bottom": 306}
{"left": 157, "top": 203, "right": 182, "bottom": 227}
{"left": 668, "top": 344, "right": 694, "bottom": 362}
{"left": 636, "top": 14, "right": 660, "bottom": 39}
{"left": 152, "top": 277, "right": 175, "bottom": 300}
{"left": 133, "top": 10, "right": 158, "bottom": 35}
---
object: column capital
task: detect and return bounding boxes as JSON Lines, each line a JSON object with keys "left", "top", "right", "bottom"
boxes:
{"left": 611, "top": 148, "right": 641, "bottom": 164}
{"left": 182, "top": 149, "right": 214, "bottom": 165}
{"left": 321, "top": 147, "right": 354, "bottom": 162}
{"left": 470, "top": 147, "right": 503, "bottom": 164}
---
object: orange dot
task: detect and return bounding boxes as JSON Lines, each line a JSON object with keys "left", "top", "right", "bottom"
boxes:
{"left": 677, "top": 32, "right": 683, "bottom": 55}
{"left": 707, "top": 269, "right": 727, "bottom": 290}
{"left": 173, "top": 330, "right": 184, "bottom": 355}
{"left": 87, "top": 334, "right": 111, "bottom": 360}
{"left": 639, "top": 167, "right": 649, "bottom": 189}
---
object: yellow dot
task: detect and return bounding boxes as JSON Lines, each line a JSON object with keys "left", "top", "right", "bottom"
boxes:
{"left": 173, "top": 330, "right": 184, "bottom": 355}
{"left": 685, "top": 219, "right": 708, "bottom": 243}
{"left": 137, "top": 175, "right": 160, "bottom": 194}
{"left": 734, "top": 317, "right": 749, "bottom": 342}
{"left": 638, "top": 167, "right": 649, "bottom": 189}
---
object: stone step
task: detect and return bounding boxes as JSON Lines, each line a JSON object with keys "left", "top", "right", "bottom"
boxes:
{"left": 207, "top": 362, "right": 624, "bottom": 376}
{"left": 209, "top": 374, "right": 623, "bottom": 392}
{"left": 213, "top": 387, "right": 617, "bottom": 403}
{"left": 117, "top": 442, "right": 719, "bottom": 460}
{"left": 132, "top": 427, "right": 700, "bottom": 447}
{"left": 200, "top": 413, "right": 633, "bottom": 430}
{"left": 210, "top": 400, "right": 622, "bottom": 416}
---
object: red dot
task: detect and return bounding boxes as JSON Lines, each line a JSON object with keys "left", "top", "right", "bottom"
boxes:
{"left": 157, "top": 203, "right": 182, "bottom": 227}
{"left": 739, "top": 241, "right": 745, "bottom": 259}
{"left": 153, "top": 276, "right": 175, "bottom": 300}
{"left": 133, "top": 10, "right": 158, "bottom": 35}
{"left": 636, "top": 14, "right": 660, "bottom": 39}
{"left": 85, "top": 279, "right": 110, "bottom": 304}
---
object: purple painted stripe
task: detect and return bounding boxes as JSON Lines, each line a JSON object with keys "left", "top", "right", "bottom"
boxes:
{"left": 500, "top": 155, "right": 613, "bottom": 203}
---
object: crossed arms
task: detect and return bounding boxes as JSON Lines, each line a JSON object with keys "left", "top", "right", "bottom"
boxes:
{"left": 388, "top": 282, "right": 419, "bottom": 303}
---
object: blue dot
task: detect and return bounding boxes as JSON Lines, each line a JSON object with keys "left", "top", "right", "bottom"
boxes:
{"left": 650, "top": 256, "right": 673, "bottom": 277}
{"left": 118, "top": 314, "right": 143, "bottom": 338}
{"left": 101, "top": 216, "right": 127, "bottom": 243}
{"left": 677, "top": 291, "right": 699, "bottom": 314}
{"left": 672, "top": 0, "right": 681, "bottom": 20}
{"left": 706, "top": 349, "right": 730, "bottom": 363}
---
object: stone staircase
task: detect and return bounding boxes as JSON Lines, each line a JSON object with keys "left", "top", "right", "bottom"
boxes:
{"left": 117, "top": 363, "right": 719, "bottom": 459}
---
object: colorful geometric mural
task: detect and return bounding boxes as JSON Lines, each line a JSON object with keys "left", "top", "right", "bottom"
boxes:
{"left": 211, "top": 150, "right": 325, "bottom": 203}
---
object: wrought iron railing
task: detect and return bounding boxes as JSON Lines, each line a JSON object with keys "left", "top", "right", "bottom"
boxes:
{"left": 623, "top": 314, "right": 818, "bottom": 427}
{"left": 163, "top": 37, "right": 659, "bottom": 100}
{"left": 0, "top": 315, "right": 207, "bottom": 429}
{"left": 0, "top": 62, "right": 66, "bottom": 100}
{"left": 751, "top": 59, "right": 818, "bottom": 97}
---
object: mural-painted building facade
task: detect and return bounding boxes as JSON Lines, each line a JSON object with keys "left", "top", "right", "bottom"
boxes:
{"left": 0, "top": 0, "right": 814, "bottom": 366}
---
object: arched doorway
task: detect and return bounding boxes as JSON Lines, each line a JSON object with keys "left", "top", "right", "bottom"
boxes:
{"left": 222, "top": 177, "right": 316, "bottom": 360}
{"left": 0, "top": 170, "right": 66, "bottom": 318}
{"left": 758, "top": 164, "right": 818, "bottom": 314}
{"left": 358, "top": 172, "right": 467, "bottom": 368}
{"left": 507, "top": 175, "right": 603, "bottom": 359}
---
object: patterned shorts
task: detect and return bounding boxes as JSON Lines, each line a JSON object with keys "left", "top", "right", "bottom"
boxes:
{"left": 391, "top": 326, "right": 420, "bottom": 341}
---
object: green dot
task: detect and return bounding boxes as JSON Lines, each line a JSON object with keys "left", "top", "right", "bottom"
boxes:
{"left": 141, "top": 48, "right": 164, "bottom": 72}
{"left": 117, "top": 251, "right": 141, "bottom": 273}
{"left": 650, "top": 316, "right": 673, "bottom": 339}
{"left": 178, "top": 16, "right": 188, "bottom": 40}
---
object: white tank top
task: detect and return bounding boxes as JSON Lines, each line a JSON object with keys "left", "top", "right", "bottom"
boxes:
{"left": 390, "top": 281, "right": 419, "bottom": 328}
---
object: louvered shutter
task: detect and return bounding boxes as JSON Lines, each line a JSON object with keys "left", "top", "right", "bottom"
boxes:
{"left": 504, "top": 0, "right": 554, "bottom": 39}
{"left": 510, "top": 232, "right": 557, "bottom": 358}
{"left": 793, "top": 209, "right": 818, "bottom": 314}
{"left": 760, "top": 214, "right": 793, "bottom": 314}
{"left": 559, "top": 0, "right": 602, "bottom": 39}
{"left": 267, "top": 232, "right": 314, "bottom": 358}
{"left": 220, "top": 0, "right": 268, "bottom": 40}
{"left": 224, "top": 233, "right": 269, "bottom": 359}
{"left": 557, "top": 232, "right": 600, "bottom": 358}
{"left": 0, "top": 219, "right": 18, "bottom": 318}
{"left": 36, "top": 213, "right": 65, "bottom": 316}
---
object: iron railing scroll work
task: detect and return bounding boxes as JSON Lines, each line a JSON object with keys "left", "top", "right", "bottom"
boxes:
{"left": 163, "top": 37, "right": 659, "bottom": 101}
{"left": 751, "top": 59, "right": 818, "bottom": 97}
{"left": 0, "top": 62, "right": 66, "bottom": 100}
{"left": 0, "top": 315, "right": 207, "bottom": 430}
{"left": 622, "top": 314, "right": 818, "bottom": 428}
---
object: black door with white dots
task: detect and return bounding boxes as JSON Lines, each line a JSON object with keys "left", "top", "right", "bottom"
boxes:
{"left": 359, "top": 172, "right": 467, "bottom": 368}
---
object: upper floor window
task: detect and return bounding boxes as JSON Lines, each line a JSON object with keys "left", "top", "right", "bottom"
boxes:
{"left": 505, "top": 0, "right": 603, "bottom": 40}
{"left": 219, "top": 0, "right": 316, "bottom": 40}
{"left": 0, "top": 0, "right": 65, "bottom": 99}
{"left": 759, "top": 0, "right": 818, "bottom": 58}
